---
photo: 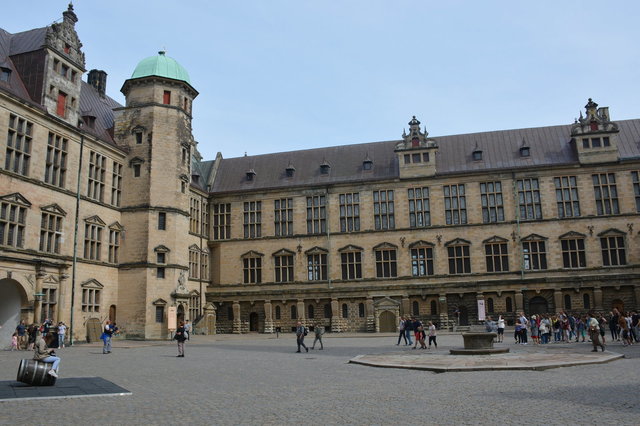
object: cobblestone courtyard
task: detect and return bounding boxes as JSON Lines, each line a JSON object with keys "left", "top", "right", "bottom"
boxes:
{"left": 0, "top": 333, "right": 638, "bottom": 425}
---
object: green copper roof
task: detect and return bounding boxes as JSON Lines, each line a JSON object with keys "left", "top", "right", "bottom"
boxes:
{"left": 131, "top": 51, "right": 191, "bottom": 84}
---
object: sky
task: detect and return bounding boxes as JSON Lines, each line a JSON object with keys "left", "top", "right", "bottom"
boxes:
{"left": 3, "top": 1, "right": 639, "bottom": 161}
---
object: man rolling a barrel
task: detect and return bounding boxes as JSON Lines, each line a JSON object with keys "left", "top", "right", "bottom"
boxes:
{"left": 34, "top": 330, "right": 61, "bottom": 378}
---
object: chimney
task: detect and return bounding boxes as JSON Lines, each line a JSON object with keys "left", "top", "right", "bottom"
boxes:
{"left": 87, "top": 69, "right": 107, "bottom": 97}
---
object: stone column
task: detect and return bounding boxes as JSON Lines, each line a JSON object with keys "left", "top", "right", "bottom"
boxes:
{"left": 57, "top": 273, "right": 70, "bottom": 324}
{"left": 553, "top": 290, "right": 562, "bottom": 313}
{"left": 401, "top": 296, "right": 410, "bottom": 317}
{"left": 202, "top": 303, "right": 217, "bottom": 335}
{"left": 438, "top": 294, "right": 449, "bottom": 329}
{"left": 476, "top": 292, "right": 485, "bottom": 322}
{"left": 515, "top": 291, "right": 524, "bottom": 314}
{"left": 633, "top": 286, "right": 640, "bottom": 311}
{"left": 297, "top": 300, "right": 305, "bottom": 324}
{"left": 365, "top": 297, "right": 375, "bottom": 332}
{"left": 593, "top": 287, "right": 603, "bottom": 311}
{"left": 330, "top": 298, "right": 341, "bottom": 332}
{"left": 32, "top": 271, "right": 46, "bottom": 324}
{"left": 264, "top": 300, "right": 274, "bottom": 333}
{"left": 232, "top": 301, "right": 241, "bottom": 334}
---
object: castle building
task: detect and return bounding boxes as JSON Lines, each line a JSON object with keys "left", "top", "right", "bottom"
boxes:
{"left": 1, "top": 6, "right": 639, "bottom": 342}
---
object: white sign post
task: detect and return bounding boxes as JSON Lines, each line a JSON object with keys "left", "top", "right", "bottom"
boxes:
{"left": 477, "top": 299, "right": 486, "bottom": 321}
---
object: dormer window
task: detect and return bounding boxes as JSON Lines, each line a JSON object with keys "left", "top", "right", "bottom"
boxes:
{"left": 363, "top": 160, "right": 372, "bottom": 170}
{"left": 82, "top": 115, "right": 96, "bottom": 128}
{"left": 0, "top": 67, "right": 10, "bottom": 82}
{"left": 320, "top": 161, "right": 330, "bottom": 175}
{"left": 246, "top": 169, "right": 256, "bottom": 181}
{"left": 472, "top": 150, "right": 483, "bottom": 161}
{"left": 285, "top": 165, "right": 295, "bottom": 178}
{"left": 520, "top": 147, "right": 530, "bottom": 157}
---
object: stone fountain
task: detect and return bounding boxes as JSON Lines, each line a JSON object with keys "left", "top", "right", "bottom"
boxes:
{"left": 449, "top": 332, "right": 510, "bottom": 355}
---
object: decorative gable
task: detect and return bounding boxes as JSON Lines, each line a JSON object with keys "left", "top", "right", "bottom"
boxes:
{"left": 395, "top": 116, "right": 438, "bottom": 178}
{"left": 84, "top": 215, "right": 106, "bottom": 226}
{"left": 109, "top": 221, "right": 124, "bottom": 231}
{"left": 597, "top": 228, "right": 626, "bottom": 237}
{"left": 41, "top": 203, "right": 67, "bottom": 216}
{"left": 445, "top": 238, "right": 471, "bottom": 247}
{"left": 272, "top": 248, "right": 295, "bottom": 257}
{"left": 81, "top": 278, "right": 103, "bottom": 289}
{"left": 305, "top": 246, "right": 328, "bottom": 255}
{"left": 571, "top": 98, "right": 619, "bottom": 164}
{"left": 373, "top": 242, "right": 398, "bottom": 250}
{"left": 0, "top": 193, "right": 31, "bottom": 207}
{"left": 482, "top": 236, "right": 509, "bottom": 244}
{"left": 152, "top": 298, "right": 167, "bottom": 306}
{"left": 154, "top": 245, "right": 171, "bottom": 253}
{"left": 559, "top": 231, "right": 586, "bottom": 239}
{"left": 521, "top": 233, "right": 548, "bottom": 241}
{"left": 408, "top": 240, "right": 435, "bottom": 248}
{"left": 338, "top": 244, "right": 364, "bottom": 252}
{"left": 241, "top": 250, "right": 263, "bottom": 258}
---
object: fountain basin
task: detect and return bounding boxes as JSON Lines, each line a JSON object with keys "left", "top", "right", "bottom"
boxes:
{"left": 449, "top": 332, "right": 509, "bottom": 355}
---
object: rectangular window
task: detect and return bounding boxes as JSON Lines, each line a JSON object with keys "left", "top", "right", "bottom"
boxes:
{"left": 44, "top": 132, "right": 67, "bottom": 187}
{"left": 81, "top": 288, "right": 100, "bottom": 313}
{"left": 480, "top": 181, "right": 504, "bottom": 223}
{"left": 87, "top": 151, "right": 106, "bottom": 202}
{"left": 157, "top": 267, "right": 165, "bottom": 279}
{"left": 341, "top": 251, "right": 362, "bottom": 280}
{"left": 189, "top": 249, "right": 199, "bottom": 279}
{"left": 408, "top": 187, "right": 430, "bottom": 227}
{"left": 111, "top": 162, "right": 123, "bottom": 207}
{"left": 0, "top": 201, "right": 27, "bottom": 248}
{"left": 373, "top": 190, "right": 395, "bottom": 230}
{"left": 158, "top": 212, "right": 166, "bottom": 230}
{"left": 411, "top": 246, "right": 434, "bottom": 276}
{"left": 339, "top": 193, "right": 360, "bottom": 232}
{"left": 157, "top": 252, "right": 166, "bottom": 264}
{"left": 274, "top": 198, "right": 293, "bottom": 236}
{"left": 190, "top": 197, "right": 200, "bottom": 234}
{"left": 522, "top": 240, "right": 547, "bottom": 270}
{"left": 306, "top": 195, "right": 327, "bottom": 234}
{"left": 41, "top": 288, "right": 57, "bottom": 322}
{"left": 133, "top": 164, "right": 141, "bottom": 177}
{"left": 135, "top": 132, "right": 143, "bottom": 144}
{"left": 561, "top": 238, "right": 586, "bottom": 268}
{"left": 200, "top": 251, "right": 209, "bottom": 280}
{"left": 444, "top": 184, "right": 467, "bottom": 225}
{"left": 243, "top": 201, "right": 261, "bottom": 238}
{"left": 83, "top": 223, "right": 103, "bottom": 260}
{"left": 516, "top": 178, "right": 542, "bottom": 220}
{"left": 39, "top": 212, "right": 62, "bottom": 254}
{"left": 5, "top": 114, "right": 33, "bottom": 176}
{"left": 274, "top": 254, "right": 294, "bottom": 282}
{"left": 592, "top": 173, "right": 619, "bottom": 215}
{"left": 201, "top": 201, "right": 209, "bottom": 238}
{"left": 485, "top": 242, "right": 509, "bottom": 272}
{"left": 108, "top": 229, "right": 120, "bottom": 263}
{"left": 243, "top": 257, "right": 262, "bottom": 283}
{"left": 375, "top": 248, "right": 397, "bottom": 278}
{"left": 601, "top": 235, "right": 626, "bottom": 266}
{"left": 554, "top": 176, "right": 580, "bottom": 218}
{"left": 56, "top": 91, "right": 67, "bottom": 117}
{"left": 632, "top": 171, "right": 640, "bottom": 212}
{"left": 155, "top": 306, "right": 164, "bottom": 323}
{"left": 307, "top": 253, "right": 327, "bottom": 281}
{"left": 163, "top": 90, "right": 171, "bottom": 105}
{"left": 213, "top": 203, "right": 231, "bottom": 239}
{"left": 447, "top": 244, "right": 471, "bottom": 274}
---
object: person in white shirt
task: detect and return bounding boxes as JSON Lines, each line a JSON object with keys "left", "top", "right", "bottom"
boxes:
{"left": 497, "top": 315, "right": 505, "bottom": 343}
{"left": 57, "top": 322, "right": 66, "bottom": 348}
{"left": 427, "top": 322, "right": 437, "bottom": 349}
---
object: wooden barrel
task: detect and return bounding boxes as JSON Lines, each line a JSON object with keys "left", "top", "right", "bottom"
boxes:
{"left": 16, "top": 359, "right": 57, "bottom": 386}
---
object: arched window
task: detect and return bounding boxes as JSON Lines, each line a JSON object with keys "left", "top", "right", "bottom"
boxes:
{"left": 275, "top": 305, "right": 281, "bottom": 320}
{"left": 564, "top": 294, "right": 572, "bottom": 310}
{"left": 290, "top": 305, "right": 297, "bottom": 320}
{"left": 583, "top": 293, "right": 591, "bottom": 309}
{"left": 412, "top": 301, "right": 420, "bottom": 316}
{"left": 324, "top": 304, "right": 331, "bottom": 318}
{"left": 227, "top": 306, "right": 234, "bottom": 320}
{"left": 430, "top": 300, "right": 438, "bottom": 315}
{"left": 358, "top": 303, "right": 365, "bottom": 318}
{"left": 505, "top": 297, "right": 513, "bottom": 312}
{"left": 308, "top": 304, "right": 315, "bottom": 319}
{"left": 342, "top": 303, "right": 348, "bottom": 319}
{"left": 487, "top": 298, "right": 494, "bottom": 314}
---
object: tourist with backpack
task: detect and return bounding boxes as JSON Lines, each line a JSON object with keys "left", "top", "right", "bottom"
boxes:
{"left": 295, "top": 321, "right": 308, "bottom": 353}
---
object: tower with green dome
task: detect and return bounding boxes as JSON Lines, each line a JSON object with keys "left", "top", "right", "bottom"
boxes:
{"left": 113, "top": 51, "right": 199, "bottom": 338}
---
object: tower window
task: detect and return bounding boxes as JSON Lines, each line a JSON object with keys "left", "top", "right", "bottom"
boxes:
{"left": 472, "top": 150, "right": 483, "bottom": 161}
{"left": 133, "top": 164, "right": 141, "bottom": 177}
{"left": 0, "top": 67, "right": 10, "bottom": 82}
{"left": 56, "top": 91, "right": 67, "bottom": 117}
{"left": 135, "top": 133, "right": 143, "bottom": 144}
{"left": 163, "top": 91, "right": 171, "bottom": 105}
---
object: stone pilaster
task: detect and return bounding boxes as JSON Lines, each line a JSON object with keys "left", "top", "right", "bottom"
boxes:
{"left": 634, "top": 286, "right": 640, "bottom": 311}
{"left": 232, "top": 301, "right": 241, "bottom": 334}
{"left": 438, "top": 294, "right": 449, "bottom": 329}
{"left": 264, "top": 300, "right": 274, "bottom": 333}
{"left": 32, "top": 271, "right": 46, "bottom": 324}
{"left": 57, "top": 273, "right": 70, "bottom": 324}
{"left": 401, "top": 297, "right": 410, "bottom": 317}
{"left": 330, "top": 298, "right": 341, "bottom": 332}
{"left": 553, "top": 290, "right": 562, "bottom": 313}
{"left": 515, "top": 291, "right": 524, "bottom": 314}
{"left": 297, "top": 300, "right": 305, "bottom": 324}
{"left": 593, "top": 287, "right": 603, "bottom": 311}
{"left": 365, "top": 297, "right": 375, "bottom": 332}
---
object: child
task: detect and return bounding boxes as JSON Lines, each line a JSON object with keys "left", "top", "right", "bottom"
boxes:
{"left": 11, "top": 332, "right": 18, "bottom": 351}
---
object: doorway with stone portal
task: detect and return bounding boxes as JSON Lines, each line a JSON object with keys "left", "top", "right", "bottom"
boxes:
{"left": 249, "top": 312, "right": 259, "bottom": 332}
{"left": 379, "top": 311, "right": 397, "bottom": 332}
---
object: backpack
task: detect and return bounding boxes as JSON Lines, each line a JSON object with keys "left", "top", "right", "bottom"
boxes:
{"left": 303, "top": 327, "right": 308, "bottom": 336}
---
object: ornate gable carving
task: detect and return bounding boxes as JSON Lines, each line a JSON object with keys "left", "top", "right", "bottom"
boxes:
{"left": 305, "top": 246, "right": 328, "bottom": 255}
{"left": 109, "top": 221, "right": 124, "bottom": 231}
{"left": 445, "top": 238, "right": 471, "bottom": 247}
{"left": 559, "top": 231, "right": 586, "bottom": 239}
{"left": 597, "top": 228, "right": 626, "bottom": 237}
{"left": 81, "top": 278, "right": 103, "bottom": 289}
{"left": 84, "top": 215, "right": 106, "bottom": 226}
{"left": 41, "top": 203, "right": 66, "bottom": 216}
{"left": 373, "top": 242, "right": 398, "bottom": 250}
{"left": 129, "top": 156, "right": 145, "bottom": 166}
{"left": 272, "top": 248, "right": 295, "bottom": 257}
{"left": 152, "top": 298, "right": 167, "bottom": 306}
{"left": 374, "top": 297, "right": 401, "bottom": 307}
{"left": 0, "top": 193, "right": 31, "bottom": 207}
{"left": 241, "top": 250, "right": 263, "bottom": 258}
{"left": 338, "top": 244, "right": 363, "bottom": 252}
{"left": 482, "top": 235, "right": 509, "bottom": 244}
{"left": 521, "top": 233, "right": 548, "bottom": 241}
{"left": 188, "top": 244, "right": 200, "bottom": 252}
{"left": 44, "top": 4, "right": 86, "bottom": 69}
{"left": 154, "top": 245, "right": 171, "bottom": 253}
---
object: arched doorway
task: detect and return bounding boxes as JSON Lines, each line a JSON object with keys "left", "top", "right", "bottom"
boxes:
{"left": 529, "top": 296, "right": 549, "bottom": 315}
{"left": 612, "top": 299, "right": 624, "bottom": 313}
{"left": 109, "top": 305, "right": 117, "bottom": 323}
{"left": 177, "top": 304, "right": 185, "bottom": 325}
{"left": 0, "top": 279, "right": 27, "bottom": 347}
{"left": 249, "top": 312, "right": 259, "bottom": 332}
{"left": 458, "top": 306, "right": 469, "bottom": 326}
{"left": 379, "top": 311, "right": 396, "bottom": 332}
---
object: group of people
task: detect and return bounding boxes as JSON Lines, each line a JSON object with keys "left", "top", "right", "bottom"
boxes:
{"left": 396, "top": 317, "right": 438, "bottom": 350}
{"left": 294, "top": 321, "right": 325, "bottom": 353}
{"left": 10, "top": 319, "right": 67, "bottom": 351}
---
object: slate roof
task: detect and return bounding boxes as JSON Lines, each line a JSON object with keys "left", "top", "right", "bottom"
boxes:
{"left": 79, "top": 81, "right": 121, "bottom": 145}
{"left": 0, "top": 28, "right": 41, "bottom": 105}
{"left": 209, "top": 119, "right": 640, "bottom": 194}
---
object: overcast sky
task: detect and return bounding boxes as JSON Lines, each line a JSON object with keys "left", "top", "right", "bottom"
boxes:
{"left": 4, "top": 1, "right": 639, "bottom": 161}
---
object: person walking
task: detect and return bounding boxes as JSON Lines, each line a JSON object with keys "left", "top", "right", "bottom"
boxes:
{"left": 412, "top": 318, "right": 426, "bottom": 349}
{"left": 184, "top": 320, "right": 191, "bottom": 340}
{"left": 396, "top": 317, "right": 407, "bottom": 345}
{"left": 15, "top": 320, "right": 27, "bottom": 350}
{"left": 102, "top": 320, "right": 116, "bottom": 354}
{"left": 404, "top": 317, "right": 414, "bottom": 346}
{"left": 311, "top": 323, "right": 324, "bottom": 350}
{"left": 57, "top": 322, "right": 66, "bottom": 349}
{"left": 588, "top": 313, "right": 606, "bottom": 352}
{"left": 27, "top": 324, "right": 37, "bottom": 350}
{"left": 497, "top": 315, "right": 505, "bottom": 343}
{"left": 609, "top": 310, "right": 620, "bottom": 341}
{"left": 34, "top": 330, "right": 61, "bottom": 378}
{"left": 295, "top": 321, "right": 308, "bottom": 353}
{"left": 174, "top": 321, "right": 187, "bottom": 357}
{"left": 10, "top": 332, "right": 18, "bottom": 351}
{"left": 427, "top": 321, "right": 437, "bottom": 349}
